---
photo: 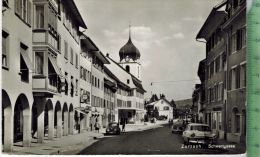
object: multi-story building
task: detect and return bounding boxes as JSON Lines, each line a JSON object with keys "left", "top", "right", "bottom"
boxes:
{"left": 104, "top": 66, "right": 118, "bottom": 124}
{"left": 2, "top": 0, "right": 87, "bottom": 152}
{"left": 78, "top": 34, "right": 96, "bottom": 132}
{"left": 2, "top": 0, "right": 147, "bottom": 153}
{"left": 2, "top": 0, "right": 34, "bottom": 151}
{"left": 196, "top": 0, "right": 246, "bottom": 143}
{"left": 31, "top": 0, "right": 86, "bottom": 144}
{"left": 196, "top": 59, "right": 206, "bottom": 123}
{"left": 105, "top": 53, "right": 146, "bottom": 124}
{"left": 222, "top": 0, "right": 246, "bottom": 143}
{"left": 87, "top": 42, "right": 110, "bottom": 129}
{"left": 196, "top": 1, "right": 227, "bottom": 139}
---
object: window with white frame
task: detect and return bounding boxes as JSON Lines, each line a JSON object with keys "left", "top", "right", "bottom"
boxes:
{"left": 230, "top": 66, "right": 240, "bottom": 90}
{"left": 215, "top": 56, "right": 220, "bottom": 73}
{"left": 231, "top": 32, "right": 237, "bottom": 53}
{"left": 214, "top": 84, "right": 218, "bottom": 101}
{"left": 75, "top": 53, "right": 78, "bottom": 68}
{"left": 236, "top": 29, "right": 243, "bottom": 50}
{"left": 15, "top": 0, "right": 32, "bottom": 25}
{"left": 64, "top": 41, "right": 68, "bottom": 59}
{"left": 35, "top": 52, "right": 44, "bottom": 74}
{"left": 212, "top": 112, "right": 217, "bottom": 129}
{"left": 70, "top": 48, "right": 73, "bottom": 64}
{"left": 35, "top": 5, "right": 44, "bottom": 28}
{"left": 218, "top": 83, "right": 223, "bottom": 100}
{"left": 240, "top": 63, "right": 246, "bottom": 87}
{"left": 218, "top": 112, "right": 222, "bottom": 130}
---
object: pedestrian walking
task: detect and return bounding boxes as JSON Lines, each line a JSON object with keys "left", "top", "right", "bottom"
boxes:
{"left": 95, "top": 121, "right": 100, "bottom": 133}
{"left": 122, "top": 119, "right": 126, "bottom": 132}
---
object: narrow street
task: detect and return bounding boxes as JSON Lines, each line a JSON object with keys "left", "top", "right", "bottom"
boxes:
{"left": 79, "top": 124, "right": 245, "bottom": 155}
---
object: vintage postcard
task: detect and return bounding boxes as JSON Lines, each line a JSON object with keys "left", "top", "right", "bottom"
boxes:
{"left": 1, "top": 0, "right": 249, "bottom": 156}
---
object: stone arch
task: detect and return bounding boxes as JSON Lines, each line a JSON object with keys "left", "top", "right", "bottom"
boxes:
{"left": 44, "top": 99, "right": 54, "bottom": 140}
{"left": 54, "top": 101, "right": 62, "bottom": 138}
{"left": 2, "top": 90, "right": 13, "bottom": 152}
{"left": 62, "top": 103, "right": 68, "bottom": 136}
{"left": 69, "top": 104, "right": 74, "bottom": 134}
{"left": 126, "top": 65, "right": 130, "bottom": 73}
{"left": 13, "top": 93, "right": 31, "bottom": 147}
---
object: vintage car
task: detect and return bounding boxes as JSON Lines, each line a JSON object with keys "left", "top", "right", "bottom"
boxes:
{"left": 106, "top": 122, "right": 121, "bottom": 135}
{"left": 182, "top": 123, "right": 217, "bottom": 145}
{"left": 171, "top": 119, "right": 185, "bottom": 133}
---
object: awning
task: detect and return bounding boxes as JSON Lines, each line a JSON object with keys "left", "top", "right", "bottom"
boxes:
{"left": 48, "top": 56, "right": 63, "bottom": 76}
{"left": 20, "top": 50, "right": 34, "bottom": 70}
{"left": 75, "top": 107, "right": 89, "bottom": 115}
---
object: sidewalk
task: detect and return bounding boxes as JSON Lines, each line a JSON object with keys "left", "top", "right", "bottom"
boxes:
{"left": 6, "top": 130, "right": 104, "bottom": 155}
{"left": 6, "top": 122, "right": 166, "bottom": 155}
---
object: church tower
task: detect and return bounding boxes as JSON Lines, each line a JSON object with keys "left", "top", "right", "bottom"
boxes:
{"left": 119, "top": 25, "right": 142, "bottom": 80}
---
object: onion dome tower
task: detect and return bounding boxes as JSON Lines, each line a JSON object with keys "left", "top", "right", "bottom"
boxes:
{"left": 119, "top": 25, "right": 142, "bottom": 80}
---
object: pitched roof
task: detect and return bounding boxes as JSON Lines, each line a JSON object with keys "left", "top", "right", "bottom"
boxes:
{"left": 106, "top": 55, "right": 146, "bottom": 93}
{"left": 65, "top": 0, "right": 87, "bottom": 29}
{"left": 196, "top": 0, "right": 227, "bottom": 40}
{"left": 131, "top": 75, "right": 146, "bottom": 93}
{"left": 80, "top": 33, "right": 110, "bottom": 64}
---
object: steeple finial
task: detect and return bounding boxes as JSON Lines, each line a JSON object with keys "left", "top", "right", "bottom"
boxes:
{"left": 129, "top": 21, "right": 131, "bottom": 40}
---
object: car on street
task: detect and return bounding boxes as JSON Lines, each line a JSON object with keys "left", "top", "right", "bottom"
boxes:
{"left": 106, "top": 122, "right": 121, "bottom": 135}
{"left": 171, "top": 119, "right": 184, "bottom": 133}
{"left": 182, "top": 123, "right": 217, "bottom": 145}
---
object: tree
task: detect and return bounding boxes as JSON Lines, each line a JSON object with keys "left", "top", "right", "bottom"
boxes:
{"left": 170, "top": 99, "right": 176, "bottom": 108}
{"left": 153, "top": 107, "right": 159, "bottom": 119}
{"left": 150, "top": 94, "right": 159, "bottom": 102}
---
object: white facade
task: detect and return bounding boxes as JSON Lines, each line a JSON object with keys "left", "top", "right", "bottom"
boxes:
{"left": 119, "top": 59, "right": 142, "bottom": 81}
{"left": 148, "top": 99, "right": 173, "bottom": 120}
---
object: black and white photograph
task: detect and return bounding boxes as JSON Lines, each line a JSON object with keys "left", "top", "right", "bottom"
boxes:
{"left": 1, "top": 0, "right": 246, "bottom": 155}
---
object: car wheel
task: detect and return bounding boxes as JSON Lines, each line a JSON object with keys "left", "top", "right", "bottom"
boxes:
{"left": 186, "top": 138, "right": 190, "bottom": 145}
{"left": 183, "top": 137, "right": 188, "bottom": 145}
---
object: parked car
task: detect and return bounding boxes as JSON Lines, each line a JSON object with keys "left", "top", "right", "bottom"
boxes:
{"left": 182, "top": 123, "right": 217, "bottom": 145}
{"left": 106, "top": 122, "right": 121, "bottom": 135}
{"left": 157, "top": 115, "right": 167, "bottom": 120}
{"left": 172, "top": 119, "right": 184, "bottom": 133}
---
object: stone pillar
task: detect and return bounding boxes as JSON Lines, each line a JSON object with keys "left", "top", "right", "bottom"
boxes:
{"left": 80, "top": 114, "right": 85, "bottom": 132}
{"left": 48, "top": 110, "right": 54, "bottom": 140}
{"left": 56, "top": 111, "right": 62, "bottom": 138}
{"left": 23, "top": 113, "right": 31, "bottom": 147}
{"left": 3, "top": 112, "right": 13, "bottom": 152}
{"left": 69, "top": 111, "right": 74, "bottom": 135}
{"left": 37, "top": 99, "right": 45, "bottom": 143}
{"left": 63, "top": 112, "right": 68, "bottom": 136}
{"left": 86, "top": 113, "right": 90, "bottom": 131}
{"left": 99, "top": 115, "right": 102, "bottom": 128}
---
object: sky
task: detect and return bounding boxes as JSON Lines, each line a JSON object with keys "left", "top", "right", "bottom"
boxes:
{"left": 75, "top": 0, "right": 223, "bottom": 101}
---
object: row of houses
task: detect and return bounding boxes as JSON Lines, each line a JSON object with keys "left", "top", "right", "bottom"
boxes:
{"left": 2, "top": 0, "right": 145, "bottom": 152}
{"left": 193, "top": 0, "right": 246, "bottom": 143}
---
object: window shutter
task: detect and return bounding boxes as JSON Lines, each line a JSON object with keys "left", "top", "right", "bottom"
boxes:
{"left": 15, "top": 0, "right": 22, "bottom": 16}
{"left": 27, "top": 0, "right": 32, "bottom": 25}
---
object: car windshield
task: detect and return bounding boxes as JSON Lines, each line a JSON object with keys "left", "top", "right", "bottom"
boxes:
{"left": 109, "top": 123, "right": 118, "bottom": 127}
{"left": 190, "top": 125, "right": 211, "bottom": 131}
